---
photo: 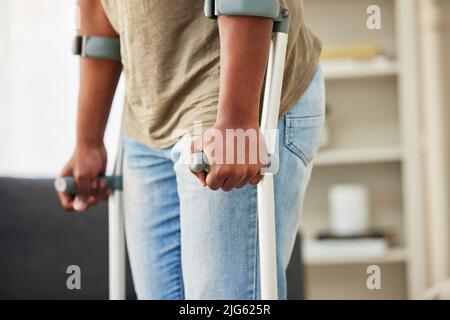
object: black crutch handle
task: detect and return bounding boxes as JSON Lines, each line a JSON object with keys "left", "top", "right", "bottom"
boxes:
{"left": 54, "top": 176, "right": 123, "bottom": 195}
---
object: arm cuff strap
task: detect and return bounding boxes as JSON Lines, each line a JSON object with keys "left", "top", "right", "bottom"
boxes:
{"left": 205, "top": 0, "right": 281, "bottom": 20}
{"left": 72, "top": 35, "right": 121, "bottom": 62}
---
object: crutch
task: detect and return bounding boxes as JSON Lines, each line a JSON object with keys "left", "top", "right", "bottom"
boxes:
{"left": 190, "top": 3, "right": 290, "bottom": 300}
{"left": 56, "top": 0, "right": 290, "bottom": 300}
{"left": 256, "top": 9, "right": 290, "bottom": 300}
{"left": 55, "top": 139, "right": 126, "bottom": 299}
{"left": 54, "top": 132, "right": 125, "bottom": 300}
{"left": 55, "top": 33, "right": 127, "bottom": 300}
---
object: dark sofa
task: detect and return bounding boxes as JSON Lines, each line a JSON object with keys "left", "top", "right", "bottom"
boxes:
{"left": 0, "top": 178, "right": 304, "bottom": 300}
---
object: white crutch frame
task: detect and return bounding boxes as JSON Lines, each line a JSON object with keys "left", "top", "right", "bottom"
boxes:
{"left": 257, "top": 23, "right": 289, "bottom": 301}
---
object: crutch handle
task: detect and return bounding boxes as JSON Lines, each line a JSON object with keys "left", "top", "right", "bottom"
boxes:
{"left": 189, "top": 152, "right": 277, "bottom": 174}
{"left": 189, "top": 152, "right": 210, "bottom": 173}
{"left": 54, "top": 176, "right": 123, "bottom": 195}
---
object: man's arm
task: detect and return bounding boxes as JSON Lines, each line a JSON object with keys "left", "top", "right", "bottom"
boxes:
{"left": 58, "top": 0, "right": 122, "bottom": 212}
{"left": 216, "top": 16, "right": 272, "bottom": 127}
{"left": 192, "top": 16, "right": 273, "bottom": 191}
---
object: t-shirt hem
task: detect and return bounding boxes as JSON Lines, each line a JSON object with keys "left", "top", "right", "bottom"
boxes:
{"left": 124, "top": 120, "right": 217, "bottom": 149}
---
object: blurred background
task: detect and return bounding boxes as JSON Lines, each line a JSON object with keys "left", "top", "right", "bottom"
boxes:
{"left": 0, "top": 0, "right": 449, "bottom": 300}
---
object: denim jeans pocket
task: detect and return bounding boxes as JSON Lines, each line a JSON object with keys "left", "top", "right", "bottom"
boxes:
{"left": 284, "top": 114, "right": 325, "bottom": 167}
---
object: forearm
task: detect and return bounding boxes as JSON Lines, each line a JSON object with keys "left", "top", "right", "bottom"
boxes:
{"left": 77, "top": 59, "right": 121, "bottom": 147}
{"left": 76, "top": 0, "right": 122, "bottom": 148}
{"left": 216, "top": 16, "right": 273, "bottom": 127}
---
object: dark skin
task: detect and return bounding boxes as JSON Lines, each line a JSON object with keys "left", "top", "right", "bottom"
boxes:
{"left": 58, "top": 0, "right": 272, "bottom": 212}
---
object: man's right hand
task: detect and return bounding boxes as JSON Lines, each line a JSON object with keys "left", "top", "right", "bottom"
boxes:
{"left": 57, "top": 144, "right": 111, "bottom": 212}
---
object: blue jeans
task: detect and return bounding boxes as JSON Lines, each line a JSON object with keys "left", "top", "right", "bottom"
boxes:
{"left": 123, "top": 66, "right": 325, "bottom": 300}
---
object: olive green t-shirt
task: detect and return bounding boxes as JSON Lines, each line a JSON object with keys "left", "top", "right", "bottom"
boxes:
{"left": 101, "top": 0, "right": 321, "bottom": 148}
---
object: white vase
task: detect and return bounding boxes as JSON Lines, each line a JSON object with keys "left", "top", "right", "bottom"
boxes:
{"left": 328, "top": 184, "right": 370, "bottom": 236}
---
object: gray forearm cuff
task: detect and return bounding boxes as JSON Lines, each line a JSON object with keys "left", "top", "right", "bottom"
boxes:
{"left": 72, "top": 35, "right": 121, "bottom": 62}
{"left": 205, "top": 0, "right": 280, "bottom": 20}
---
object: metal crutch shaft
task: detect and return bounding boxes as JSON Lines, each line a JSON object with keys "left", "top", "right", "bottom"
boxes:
{"left": 257, "top": 29, "right": 289, "bottom": 300}
{"left": 109, "top": 123, "right": 126, "bottom": 300}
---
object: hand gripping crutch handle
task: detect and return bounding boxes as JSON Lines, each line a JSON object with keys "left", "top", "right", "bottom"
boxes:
{"left": 189, "top": 152, "right": 277, "bottom": 175}
{"left": 54, "top": 176, "right": 123, "bottom": 195}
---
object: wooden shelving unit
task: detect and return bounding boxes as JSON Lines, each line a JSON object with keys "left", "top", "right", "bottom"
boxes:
{"left": 301, "top": 0, "right": 426, "bottom": 299}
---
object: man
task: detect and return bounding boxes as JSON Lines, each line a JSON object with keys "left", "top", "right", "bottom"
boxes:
{"left": 58, "top": 0, "right": 324, "bottom": 299}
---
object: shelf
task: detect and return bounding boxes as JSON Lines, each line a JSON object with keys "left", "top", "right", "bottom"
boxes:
{"left": 304, "top": 247, "right": 408, "bottom": 266}
{"left": 302, "top": 0, "right": 425, "bottom": 299}
{"left": 322, "top": 58, "right": 399, "bottom": 80}
{"left": 314, "top": 147, "right": 402, "bottom": 166}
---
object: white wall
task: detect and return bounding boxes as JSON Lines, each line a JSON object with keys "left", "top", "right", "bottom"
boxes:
{"left": 0, "top": 0, "right": 123, "bottom": 178}
{"left": 0, "top": 0, "right": 13, "bottom": 173}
